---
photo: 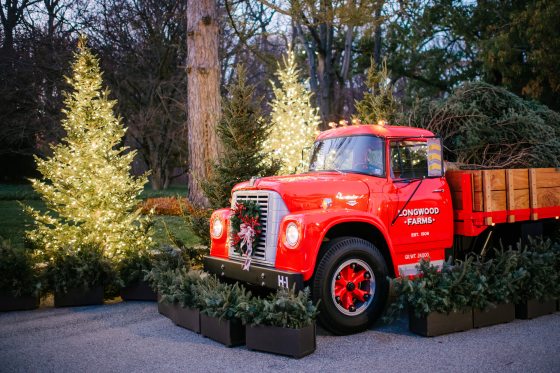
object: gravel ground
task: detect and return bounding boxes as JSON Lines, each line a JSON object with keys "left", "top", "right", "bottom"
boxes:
{"left": 1, "top": 302, "right": 559, "bottom": 373}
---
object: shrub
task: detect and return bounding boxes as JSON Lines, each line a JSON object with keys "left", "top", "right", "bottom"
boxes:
{"left": 117, "top": 249, "right": 153, "bottom": 287}
{"left": 467, "top": 249, "right": 525, "bottom": 310}
{"left": 238, "top": 287, "right": 319, "bottom": 329}
{"left": 513, "top": 237, "right": 558, "bottom": 303}
{"left": 179, "top": 200, "right": 212, "bottom": 248}
{"left": 196, "top": 278, "right": 251, "bottom": 320}
{"left": 139, "top": 197, "right": 185, "bottom": 216}
{"left": 386, "top": 258, "right": 473, "bottom": 320}
{"left": 0, "top": 238, "right": 42, "bottom": 297}
{"left": 44, "top": 245, "right": 114, "bottom": 294}
{"left": 158, "top": 269, "right": 209, "bottom": 308}
{"left": 144, "top": 245, "right": 190, "bottom": 295}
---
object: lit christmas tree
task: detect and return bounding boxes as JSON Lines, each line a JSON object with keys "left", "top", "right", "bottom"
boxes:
{"left": 26, "top": 37, "right": 151, "bottom": 259}
{"left": 263, "top": 50, "right": 320, "bottom": 175}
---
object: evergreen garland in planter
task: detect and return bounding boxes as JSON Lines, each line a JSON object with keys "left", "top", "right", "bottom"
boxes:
{"left": 386, "top": 259, "right": 473, "bottom": 336}
{"left": 145, "top": 245, "right": 191, "bottom": 318}
{"left": 512, "top": 238, "right": 558, "bottom": 319}
{"left": 238, "top": 287, "right": 319, "bottom": 358}
{"left": 145, "top": 245, "right": 190, "bottom": 295}
{"left": 0, "top": 238, "right": 42, "bottom": 311}
{"left": 468, "top": 250, "right": 523, "bottom": 327}
{"left": 118, "top": 249, "right": 156, "bottom": 301}
{"left": 238, "top": 287, "right": 318, "bottom": 329}
{"left": 197, "top": 278, "right": 250, "bottom": 347}
{"left": 164, "top": 269, "right": 208, "bottom": 332}
{"left": 45, "top": 245, "right": 114, "bottom": 307}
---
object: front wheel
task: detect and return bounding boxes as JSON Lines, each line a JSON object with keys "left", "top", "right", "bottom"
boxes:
{"left": 312, "top": 237, "right": 389, "bottom": 335}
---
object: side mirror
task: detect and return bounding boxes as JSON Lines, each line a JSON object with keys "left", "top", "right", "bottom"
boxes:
{"left": 427, "top": 138, "right": 444, "bottom": 177}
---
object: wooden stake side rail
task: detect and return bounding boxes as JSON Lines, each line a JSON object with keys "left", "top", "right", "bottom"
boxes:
{"left": 446, "top": 168, "right": 560, "bottom": 237}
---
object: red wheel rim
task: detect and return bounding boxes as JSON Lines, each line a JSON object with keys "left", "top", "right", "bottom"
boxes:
{"left": 331, "top": 258, "right": 375, "bottom": 316}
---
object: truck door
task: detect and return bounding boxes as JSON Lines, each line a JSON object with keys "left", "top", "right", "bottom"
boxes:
{"left": 387, "top": 138, "right": 453, "bottom": 273}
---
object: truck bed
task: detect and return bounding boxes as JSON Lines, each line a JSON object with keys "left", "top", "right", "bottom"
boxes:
{"left": 446, "top": 168, "right": 560, "bottom": 236}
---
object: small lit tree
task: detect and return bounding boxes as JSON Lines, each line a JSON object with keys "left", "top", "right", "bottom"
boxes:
{"left": 263, "top": 50, "right": 320, "bottom": 175}
{"left": 26, "top": 37, "right": 151, "bottom": 259}
{"left": 354, "top": 58, "right": 398, "bottom": 124}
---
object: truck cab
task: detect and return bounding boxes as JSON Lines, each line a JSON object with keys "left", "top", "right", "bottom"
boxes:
{"left": 204, "top": 124, "right": 454, "bottom": 334}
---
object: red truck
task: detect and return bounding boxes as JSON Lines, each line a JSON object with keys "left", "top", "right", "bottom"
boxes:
{"left": 203, "top": 124, "right": 560, "bottom": 334}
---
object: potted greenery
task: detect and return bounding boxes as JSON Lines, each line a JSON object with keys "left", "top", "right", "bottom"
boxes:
{"left": 468, "top": 250, "right": 522, "bottom": 328}
{"left": 145, "top": 245, "right": 190, "bottom": 318}
{"left": 238, "top": 287, "right": 319, "bottom": 358}
{"left": 513, "top": 238, "right": 557, "bottom": 319}
{"left": 45, "top": 245, "right": 113, "bottom": 307}
{"left": 118, "top": 249, "right": 156, "bottom": 301}
{"left": 197, "top": 278, "right": 250, "bottom": 347}
{"left": 0, "top": 239, "right": 42, "bottom": 311}
{"left": 386, "top": 259, "right": 473, "bottom": 337}
{"left": 165, "top": 269, "right": 206, "bottom": 333}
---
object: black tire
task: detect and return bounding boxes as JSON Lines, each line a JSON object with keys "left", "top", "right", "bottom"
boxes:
{"left": 312, "top": 237, "right": 389, "bottom": 335}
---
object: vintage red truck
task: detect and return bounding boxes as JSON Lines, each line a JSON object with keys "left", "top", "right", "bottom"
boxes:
{"left": 203, "top": 123, "right": 560, "bottom": 334}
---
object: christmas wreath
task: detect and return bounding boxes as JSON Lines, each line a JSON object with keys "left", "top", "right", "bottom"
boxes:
{"left": 230, "top": 200, "right": 262, "bottom": 270}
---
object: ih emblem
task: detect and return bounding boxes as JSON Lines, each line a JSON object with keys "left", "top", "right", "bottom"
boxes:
{"left": 278, "top": 275, "right": 289, "bottom": 288}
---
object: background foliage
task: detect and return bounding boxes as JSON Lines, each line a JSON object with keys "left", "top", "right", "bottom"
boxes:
{"left": 407, "top": 82, "right": 560, "bottom": 168}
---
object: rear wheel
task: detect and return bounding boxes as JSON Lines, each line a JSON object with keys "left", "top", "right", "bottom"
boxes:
{"left": 312, "top": 237, "right": 389, "bottom": 335}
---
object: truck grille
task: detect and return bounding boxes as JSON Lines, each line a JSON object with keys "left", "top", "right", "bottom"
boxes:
{"left": 229, "top": 190, "right": 289, "bottom": 266}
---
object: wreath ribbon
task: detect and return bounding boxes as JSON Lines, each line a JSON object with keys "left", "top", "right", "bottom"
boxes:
{"left": 230, "top": 201, "right": 262, "bottom": 271}
{"left": 239, "top": 223, "right": 255, "bottom": 270}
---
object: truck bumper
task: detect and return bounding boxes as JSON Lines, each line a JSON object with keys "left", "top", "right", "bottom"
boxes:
{"left": 203, "top": 256, "right": 304, "bottom": 291}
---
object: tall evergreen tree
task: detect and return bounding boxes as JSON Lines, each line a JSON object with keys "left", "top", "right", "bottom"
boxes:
{"left": 354, "top": 58, "right": 398, "bottom": 124}
{"left": 202, "top": 64, "right": 279, "bottom": 209}
{"left": 26, "top": 37, "right": 151, "bottom": 259}
{"left": 262, "top": 50, "right": 320, "bottom": 175}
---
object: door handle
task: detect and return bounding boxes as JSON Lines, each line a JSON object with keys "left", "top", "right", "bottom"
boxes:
{"left": 432, "top": 189, "right": 445, "bottom": 193}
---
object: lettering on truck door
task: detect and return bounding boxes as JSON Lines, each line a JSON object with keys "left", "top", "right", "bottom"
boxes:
{"left": 387, "top": 139, "right": 453, "bottom": 271}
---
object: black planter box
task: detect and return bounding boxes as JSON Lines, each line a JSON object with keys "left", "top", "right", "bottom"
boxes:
{"left": 246, "top": 323, "right": 316, "bottom": 358}
{"left": 473, "top": 303, "right": 515, "bottom": 328}
{"left": 157, "top": 295, "right": 174, "bottom": 319}
{"left": 0, "top": 294, "right": 39, "bottom": 312}
{"left": 409, "top": 308, "right": 473, "bottom": 337}
{"left": 515, "top": 299, "right": 556, "bottom": 319}
{"left": 54, "top": 286, "right": 103, "bottom": 307}
{"left": 171, "top": 304, "right": 201, "bottom": 333}
{"left": 200, "top": 314, "right": 245, "bottom": 347}
{"left": 120, "top": 281, "right": 157, "bottom": 301}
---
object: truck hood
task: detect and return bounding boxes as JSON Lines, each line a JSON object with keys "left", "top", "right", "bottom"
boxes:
{"left": 232, "top": 172, "right": 370, "bottom": 212}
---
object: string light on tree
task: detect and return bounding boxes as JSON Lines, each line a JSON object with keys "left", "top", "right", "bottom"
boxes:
{"left": 25, "top": 36, "right": 151, "bottom": 260}
{"left": 262, "top": 49, "right": 321, "bottom": 175}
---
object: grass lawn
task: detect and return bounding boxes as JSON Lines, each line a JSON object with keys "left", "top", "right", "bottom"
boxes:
{"left": 0, "top": 200, "right": 45, "bottom": 247}
{"left": 0, "top": 184, "right": 198, "bottom": 249}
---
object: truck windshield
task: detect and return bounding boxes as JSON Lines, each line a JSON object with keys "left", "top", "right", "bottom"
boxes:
{"left": 308, "top": 135, "right": 385, "bottom": 177}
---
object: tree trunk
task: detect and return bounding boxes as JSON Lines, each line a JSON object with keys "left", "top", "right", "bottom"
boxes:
{"left": 373, "top": 6, "right": 382, "bottom": 67}
{"left": 186, "top": 0, "right": 221, "bottom": 207}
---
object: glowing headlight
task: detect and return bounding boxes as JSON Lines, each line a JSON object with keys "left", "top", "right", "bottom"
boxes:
{"left": 285, "top": 222, "right": 300, "bottom": 247}
{"left": 211, "top": 217, "right": 223, "bottom": 238}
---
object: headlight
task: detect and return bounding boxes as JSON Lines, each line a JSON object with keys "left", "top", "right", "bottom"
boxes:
{"left": 211, "top": 217, "right": 223, "bottom": 238}
{"left": 285, "top": 222, "right": 300, "bottom": 247}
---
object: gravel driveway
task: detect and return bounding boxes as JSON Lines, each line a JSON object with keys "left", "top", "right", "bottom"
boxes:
{"left": 1, "top": 301, "right": 559, "bottom": 373}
